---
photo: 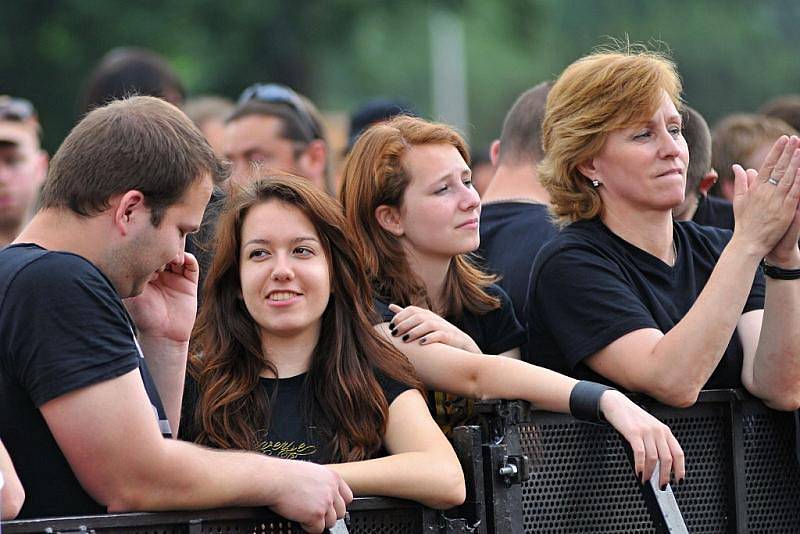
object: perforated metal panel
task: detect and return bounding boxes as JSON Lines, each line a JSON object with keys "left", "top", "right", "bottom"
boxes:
{"left": 1, "top": 501, "right": 435, "bottom": 534}
{"left": 199, "top": 519, "right": 301, "bottom": 533}
{"left": 655, "top": 403, "right": 733, "bottom": 533}
{"left": 348, "top": 509, "right": 423, "bottom": 533}
{"left": 519, "top": 415, "right": 654, "bottom": 533}
{"left": 507, "top": 400, "right": 736, "bottom": 533}
{"left": 742, "top": 405, "right": 800, "bottom": 533}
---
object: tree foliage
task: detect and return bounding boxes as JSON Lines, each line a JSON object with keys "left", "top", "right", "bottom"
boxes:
{"left": 2, "top": 0, "right": 800, "bottom": 153}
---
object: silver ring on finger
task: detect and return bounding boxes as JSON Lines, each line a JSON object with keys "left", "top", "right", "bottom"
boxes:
{"left": 768, "top": 176, "right": 780, "bottom": 186}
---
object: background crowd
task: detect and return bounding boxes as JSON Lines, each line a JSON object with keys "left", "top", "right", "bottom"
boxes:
{"left": 2, "top": 2, "right": 800, "bottom": 530}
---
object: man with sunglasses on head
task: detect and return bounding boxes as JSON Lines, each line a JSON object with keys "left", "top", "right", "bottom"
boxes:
{"left": 223, "top": 83, "right": 329, "bottom": 193}
{"left": 0, "top": 96, "right": 47, "bottom": 248}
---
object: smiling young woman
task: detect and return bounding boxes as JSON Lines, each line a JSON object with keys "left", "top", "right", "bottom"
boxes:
{"left": 180, "top": 175, "right": 465, "bottom": 510}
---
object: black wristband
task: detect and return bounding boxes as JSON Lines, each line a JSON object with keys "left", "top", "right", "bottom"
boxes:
{"left": 762, "top": 259, "right": 800, "bottom": 280}
{"left": 569, "top": 381, "right": 613, "bottom": 423}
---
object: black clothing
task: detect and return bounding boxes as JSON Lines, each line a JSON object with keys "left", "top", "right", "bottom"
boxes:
{"left": 692, "top": 194, "right": 735, "bottom": 231}
{"left": 526, "top": 219, "right": 765, "bottom": 390}
{"left": 478, "top": 202, "right": 558, "bottom": 320}
{"left": 373, "top": 284, "right": 525, "bottom": 355}
{"left": 186, "top": 187, "right": 226, "bottom": 302}
{"left": 374, "top": 284, "right": 525, "bottom": 434}
{"left": 180, "top": 371, "right": 409, "bottom": 464}
{"left": 0, "top": 244, "right": 170, "bottom": 519}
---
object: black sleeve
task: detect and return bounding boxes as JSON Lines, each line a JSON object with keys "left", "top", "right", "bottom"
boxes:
{"left": 178, "top": 372, "right": 200, "bottom": 442}
{"left": 532, "top": 247, "right": 659, "bottom": 370}
{"left": 3, "top": 254, "right": 140, "bottom": 407}
{"left": 479, "top": 284, "right": 526, "bottom": 354}
{"left": 376, "top": 372, "right": 413, "bottom": 406}
{"left": 371, "top": 297, "right": 394, "bottom": 324}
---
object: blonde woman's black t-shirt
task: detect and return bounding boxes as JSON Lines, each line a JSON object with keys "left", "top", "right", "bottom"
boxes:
{"left": 526, "top": 219, "right": 765, "bottom": 389}
{"left": 180, "top": 371, "right": 409, "bottom": 463}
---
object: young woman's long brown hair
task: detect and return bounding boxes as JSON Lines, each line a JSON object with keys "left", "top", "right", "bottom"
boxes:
{"left": 189, "top": 175, "right": 423, "bottom": 462}
{"left": 339, "top": 115, "right": 499, "bottom": 319}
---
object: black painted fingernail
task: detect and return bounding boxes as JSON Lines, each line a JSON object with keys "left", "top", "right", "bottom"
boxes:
{"left": 678, "top": 478, "right": 684, "bottom": 486}
{"left": 389, "top": 322, "right": 395, "bottom": 330}
{"left": 391, "top": 328, "right": 398, "bottom": 336}
{"left": 402, "top": 334, "right": 409, "bottom": 342}
{"left": 637, "top": 472, "right": 643, "bottom": 483}
{"left": 420, "top": 337, "right": 427, "bottom": 344}
{"left": 660, "top": 484, "right": 667, "bottom": 491}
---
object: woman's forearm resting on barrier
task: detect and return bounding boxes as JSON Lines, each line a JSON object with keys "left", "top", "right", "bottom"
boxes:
{"left": 377, "top": 324, "right": 685, "bottom": 488}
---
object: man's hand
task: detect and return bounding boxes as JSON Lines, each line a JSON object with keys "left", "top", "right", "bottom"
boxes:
{"left": 268, "top": 460, "right": 353, "bottom": 533}
{"left": 124, "top": 252, "right": 200, "bottom": 343}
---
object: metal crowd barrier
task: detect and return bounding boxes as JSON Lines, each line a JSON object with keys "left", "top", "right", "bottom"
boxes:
{"left": 1, "top": 497, "right": 463, "bottom": 533}
{"left": 4, "top": 389, "right": 798, "bottom": 533}
{"left": 465, "top": 389, "right": 800, "bottom": 533}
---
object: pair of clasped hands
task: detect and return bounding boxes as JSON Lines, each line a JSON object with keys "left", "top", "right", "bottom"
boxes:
{"left": 732, "top": 135, "right": 800, "bottom": 267}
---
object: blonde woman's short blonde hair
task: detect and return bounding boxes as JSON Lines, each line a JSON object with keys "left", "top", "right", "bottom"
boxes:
{"left": 539, "top": 46, "right": 682, "bottom": 226}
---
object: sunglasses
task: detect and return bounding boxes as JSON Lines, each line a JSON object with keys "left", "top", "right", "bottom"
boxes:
{"left": 0, "top": 96, "right": 37, "bottom": 122}
{"left": 237, "top": 83, "right": 322, "bottom": 142}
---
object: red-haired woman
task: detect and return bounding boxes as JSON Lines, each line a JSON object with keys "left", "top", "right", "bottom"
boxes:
{"left": 180, "top": 175, "right": 465, "bottom": 510}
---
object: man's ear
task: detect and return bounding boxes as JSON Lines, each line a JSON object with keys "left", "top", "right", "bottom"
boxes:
{"left": 489, "top": 139, "right": 501, "bottom": 167}
{"left": 112, "top": 190, "right": 147, "bottom": 236}
{"left": 298, "top": 139, "right": 328, "bottom": 190}
{"left": 698, "top": 169, "right": 719, "bottom": 196}
{"left": 374, "top": 204, "right": 404, "bottom": 236}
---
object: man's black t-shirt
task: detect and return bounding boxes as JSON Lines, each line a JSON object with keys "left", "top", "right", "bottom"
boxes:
{"left": 180, "top": 371, "right": 410, "bottom": 463}
{"left": 526, "top": 219, "right": 765, "bottom": 389}
{"left": 0, "top": 244, "right": 171, "bottom": 518}
{"left": 692, "top": 195, "right": 735, "bottom": 231}
{"left": 374, "top": 284, "right": 525, "bottom": 434}
{"left": 478, "top": 202, "right": 558, "bottom": 320}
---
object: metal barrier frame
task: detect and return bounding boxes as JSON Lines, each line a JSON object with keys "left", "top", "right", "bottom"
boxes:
{"left": 2, "top": 497, "right": 449, "bottom": 533}
{"left": 4, "top": 389, "right": 797, "bottom": 533}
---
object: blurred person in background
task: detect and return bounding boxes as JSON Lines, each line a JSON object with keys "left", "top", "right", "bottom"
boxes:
{"left": 760, "top": 94, "right": 800, "bottom": 133}
{"left": 672, "top": 105, "right": 733, "bottom": 230}
{"left": 78, "top": 47, "right": 185, "bottom": 115}
{"left": 183, "top": 96, "right": 235, "bottom": 156}
{"left": 478, "top": 81, "right": 556, "bottom": 321}
{"left": 223, "top": 83, "right": 330, "bottom": 194}
{"left": 469, "top": 145, "right": 494, "bottom": 197}
{"left": 336, "top": 98, "right": 418, "bottom": 191}
{"left": 0, "top": 96, "right": 47, "bottom": 248}
{"left": 710, "top": 113, "right": 797, "bottom": 201}
{"left": 345, "top": 98, "right": 418, "bottom": 155}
